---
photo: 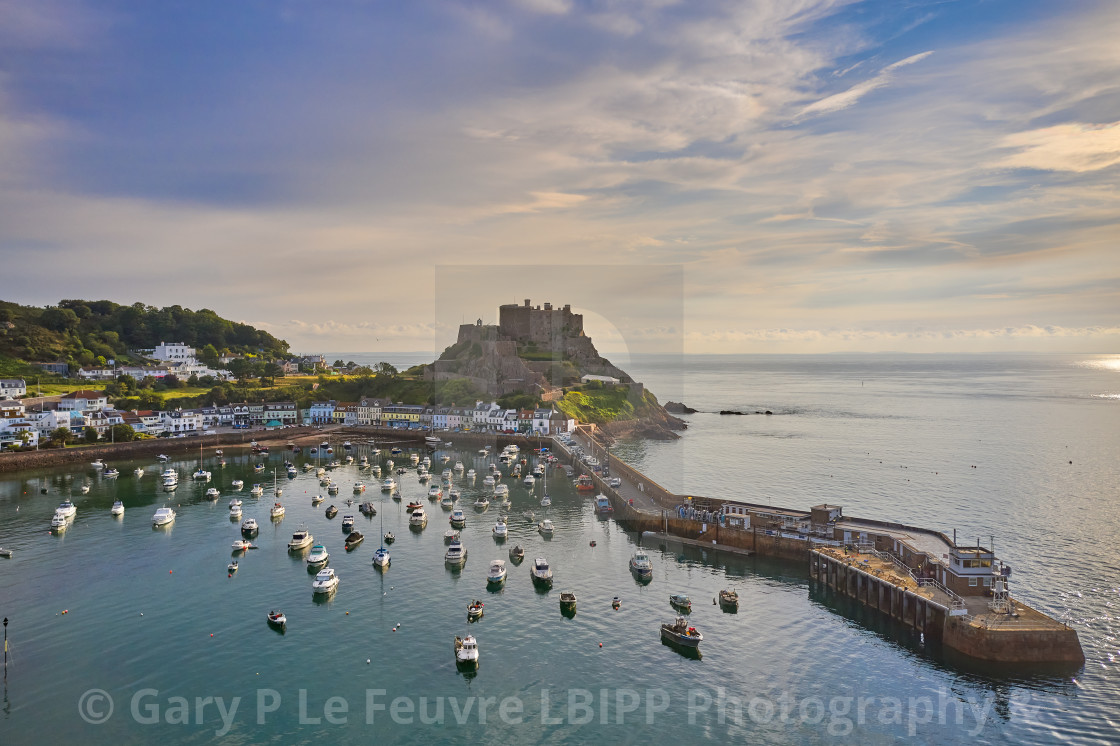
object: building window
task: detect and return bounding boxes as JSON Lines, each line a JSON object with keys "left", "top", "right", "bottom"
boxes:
{"left": 969, "top": 578, "right": 978, "bottom": 587}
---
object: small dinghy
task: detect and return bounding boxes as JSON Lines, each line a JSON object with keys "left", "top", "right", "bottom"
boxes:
{"left": 669, "top": 593, "right": 692, "bottom": 612}
{"left": 719, "top": 589, "right": 739, "bottom": 612}
{"left": 444, "top": 529, "right": 461, "bottom": 544}
{"left": 467, "top": 600, "right": 484, "bottom": 621}
{"left": 612, "top": 596, "right": 621, "bottom": 609}
{"left": 325, "top": 505, "right": 338, "bottom": 519}
{"left": 559, "top": 591, "right": 577, "bottom": 616}
{"left": 508, "top": 544, "right": 525, "bottom": 564}
{"left": 267, "top": 610, "right": 286, "bottom": 629}
{"left": 344, "top": 531, "right": 364, "bottom": 550}
{"left": 227, "top": 560, "right": 238, "bottom": 574}
{"left": 383, "top": 532, "right": 395, "bottom": 544}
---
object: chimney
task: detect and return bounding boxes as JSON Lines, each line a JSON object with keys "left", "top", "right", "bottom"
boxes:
{"left": 544, "top": 303, "right": 552, "bottom": 311}
{"left": 524, "top": 299, "right": 531, "bottom": 307}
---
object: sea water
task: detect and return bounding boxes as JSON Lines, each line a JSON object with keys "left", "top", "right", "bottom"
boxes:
{"left": 0, "top": 352, "right": 1116, "bottom": 744}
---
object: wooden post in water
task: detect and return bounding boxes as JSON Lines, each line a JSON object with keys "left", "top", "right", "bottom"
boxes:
{"left": 3, "top": 617, "right": 7, "bottom": 679}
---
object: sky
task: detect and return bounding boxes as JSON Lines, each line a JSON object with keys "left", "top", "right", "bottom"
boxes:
{"left": 1, "top": 0, "right": 1118, "bottom": 355}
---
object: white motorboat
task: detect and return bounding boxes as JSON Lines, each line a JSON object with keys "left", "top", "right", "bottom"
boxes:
{"left": 50, "top": 511, "right": 69, "bottom": 531}
{"left": 327, "top": 483, "right": 339, "bottom": 495}
{"left": 232, "top": 539, "right": 254, "bottom": 551}
{"left": 408, "top": 507, "right": 428, "bottom": 529}
{"left": 229, "top": 497, "right": 242, "bottom": 508}
{"left": 486, "top": 559, "right": 507, "bottom": 584}
{"left": 231, "top": 479, "right": 244, "bottom": 490}
{"left": 111, "top": 500, "right": 124, "bottom": 516}
{"left": 530, "top": 557, "right": 553, "bottom": 587}
{"left": 270, "top": 502, "right": 285, "bottom": 519}
{"left": 629, "top": 550, "right": 653, "bottom": 578}
{"left": 538, "top": 519, "right": 554, "bottom": 536}
{"left": 193, "top": 467, "right": 211, "bottom": 481}
{"left": 372, "top": 545, "right": 390, "bottom": 568}
{"left": 311, "top": 567, "right": 339, "bottom": 595}
{"left": 441, "top": 493, "right": 454, "bottom": 509}
{"left": 157, "top": 454, "right": 170, "bottom": 462}
{"left": 56, "top": 499, "right": 77, "bottom": 519}
{"left": 540, "top": 494, "right": 552, "bottom": 507}
{"left": 427, "top": 485, "right": 443, "bottom": 499}
{"left": 229, "top": 503, "right": 242, "bottom": 518}
{"left": 454, "top": 461, "right": 464, "bottom": 472}
{"left": 341, "top": 514, "right": 355, "bottom": 531}
{"left": 91, "top": 459, "right": 105, "bottom": 469}
{"left": 449, "top": 508, "right": 466, "bottom": 527}
{"left": 307, "top": 544, "right": 329, "bottom": 566}
{"left": 444, "top": 529, "right": 461, "bottom": 543}
{"left": 444, "top": 540, "right": 468, "bottom": 566}
{"left": 441, "top": 468, "right": 452, "bottom": 481}
{"left": 385, "top": 459, "right": 395, "bottom": 470}
{"left": 381, "top": 478, "right": 397, "bottom": 491}
{"left": 205, "top": 487, "right": 220, "bottom": 499}
{"left": 493, "top": 518, "right": 508, "bottom": 539}
{"left": 371, "top": 465, "right": 382, "bottom": 477}
{"left": 454, "top": 634, "right": 480, "bottom": 666}
{"left": 473, "top": 495, "right": 490, "bottom": 510}
{"left": 493, "top": 483, "right": 509, "bottom": 498}
{"left": 152, "top": 507, "right": 176, "bottom": 526}
{"left": 466, "top": 469, "right": 476, "bottom": 479}
{"left": 523, "top": 475, "right": 535, "bottom": 487}
{"left": 410, "top": 452, "right": 420, "bottom": 465}
{"left": 354, "top": 482, "right": 366, "bottom": 493}
{"left": 134, "top": 467, "right": 144, "bottom": 477}
{"left": 79, "top": 483, "right": 90, "bottom": 494}
{"left": 311, "top": 494, "right": 325, "bottom": 504}
{"left": 288, "top": 525, "right": 313, "bottom": 550}
{"left": 250, "top": 484, "right": 264, "bottom": 497}
{"left": 449, "top": 487, "right": 461, "bottom": 501}
{"left": 482, "top": 475, "right": 496, "bottom": 487}
{"left": 241, "top": 518, "right": 259, "bottom": 534}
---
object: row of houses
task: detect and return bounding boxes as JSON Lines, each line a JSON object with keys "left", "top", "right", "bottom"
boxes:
{"left": 0, "top": 390, "right": 302, "bottom": 449}
{"left": 306, "top": 399, "right": 575, "bottom": 435}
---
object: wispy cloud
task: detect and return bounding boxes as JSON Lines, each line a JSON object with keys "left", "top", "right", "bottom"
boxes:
{"left": 993, "top": 122, "right": 1120, "bottom": 172}
{"left": 796, "top": 51, "right": 934, "bottom": 120}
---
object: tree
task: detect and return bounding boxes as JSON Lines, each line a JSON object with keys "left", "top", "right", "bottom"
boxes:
{"left": 84, "top": 428, "right": 100, "bottom": 443}
{"left": 376, "top": 362, "right": 399, "bottom": 377}
{"left": 41, "top": 307, "right": 80, "bottom": 332}
{"left": 198, "top": 343, "right": 220, "bottom": 367}
{"left": 49, "top": 427, "right": 73, "bottom": 447}
{"left": 333, "top": 359, "right": 345, "bottom": 368}
{"left": 110, "top": 424, "right": 135, "bottom": 442}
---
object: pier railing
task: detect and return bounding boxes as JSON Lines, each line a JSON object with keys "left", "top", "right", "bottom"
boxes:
{"left": 855, "top": 544, "right": 968, "bottom": 614}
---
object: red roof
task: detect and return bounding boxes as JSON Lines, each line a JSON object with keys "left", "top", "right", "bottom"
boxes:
{"left": 61, "top": 390, "right": 107, "bottom": 399}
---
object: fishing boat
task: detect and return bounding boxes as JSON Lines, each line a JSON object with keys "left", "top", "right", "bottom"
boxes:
{"left": 445, "top": 540, "right": 468, "bottom": 567}
{"left": 595, "top": 494, "right": 613, "bottom": 513}
{"left": 311, "top": 567, "right": 339, "bottom": 595}
{"left": 267, "top": 610, "right": 286, "bottom": 628}
{"left": 270, "top": 502, "right": 285, "bottom": 519}
{"left": 306, "top": 544, "right": 329, "bottom": 567}
{"left": 341, "top": 514, "right": 355, "bottom": 531}
{"left": 241, "top": 518, "right": 259, "bottom": 535}
{"left": 288, "top": 525, "right": 313, "bottom": 550}
{"left": 560, "top": 591, "right": 577, "bottom": 615}
{"left": 669, "top": 593, "right": 692, "bottom": 612}
{"left": 537, "top": 518, "right": 554, "bottom": 536}
{"left": 409, "top": 506, "right": 428, "bottom": 529}
{"left": 719, "top": 589, "right": 740, "bottom": 612}
{"left": 629, "top": 550, "right": 653, "bottom": 579}
{"left": 231, "top": 479, "right": 244, "bottom": 490}
{"left": 111, "top": 500, "right": 125, "bottom": 516}
{"left": 454, "top": 634, "right": 479, "bottom": 666}
{"left": 344, "top": 531, "right": 364, "bottom": 550}
{"left": 325, "top": 505, "right": 338, "bottom": 518}
{"left": 487, "top": 559, "right": 507, "bottom": 585}
{"left": 575, "top": 474, "right": 595, "bottom": 492}
{"left": 530, "top": 557, "right": 553, "bottom": 588}
{"left": 508, "top": 545, "right": 525, "bottom": 564}
{"left": 444, "top": 529, "right": 460, "bottom": 543}
{"left": 449, "top": 508, "right": 466, "bottom": 527}
{"left": 152, "top": 507, "right": 176, "bottom": 527}
{"left": 466, "top": 599, "right": 483, "bottom": 620}
{"left": 660, "top": 617, "right": 702, "bottom": 649}
{"left": 492, "top": 518, "right": 508, "bottom": 540}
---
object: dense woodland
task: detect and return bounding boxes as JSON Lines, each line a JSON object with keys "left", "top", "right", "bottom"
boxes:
{"left": 0, "top": 299, "right": 289, "bottom": 375}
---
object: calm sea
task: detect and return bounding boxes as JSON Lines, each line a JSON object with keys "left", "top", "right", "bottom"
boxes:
{"left": 0, "top": 353, "right": 1117, "bottom": 744}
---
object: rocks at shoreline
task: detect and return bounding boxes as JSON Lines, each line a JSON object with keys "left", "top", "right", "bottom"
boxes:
{"left": 664, "top": 401, "right": 698, "bottom": 414}
{"left": 719, "top": 409, "right": 773, "bottom": 415}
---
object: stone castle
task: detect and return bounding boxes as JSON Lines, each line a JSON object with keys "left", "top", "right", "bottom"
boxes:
{"left": 431, "top": 300, "right": 630, "bottom": 397}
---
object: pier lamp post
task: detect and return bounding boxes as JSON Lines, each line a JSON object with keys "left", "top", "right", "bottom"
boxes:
{"left": 3, "top": 617, "right": 7, "bottom": 677}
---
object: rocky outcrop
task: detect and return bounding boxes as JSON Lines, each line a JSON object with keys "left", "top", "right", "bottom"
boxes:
{"left": 664, "top": 401, "right": 697, "bottom": 414}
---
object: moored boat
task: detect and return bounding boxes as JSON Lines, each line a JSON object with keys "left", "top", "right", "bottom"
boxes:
{"left": 241, "top": 517, "right": 259, "bottom": 534}
{"left": 325, "top": 505, "right": 338, "bottom": 518}
{"left": 719, "top": 589, "right": 739, "bottom": 612}
{"left": 111, "top": 500, "right": 125, "bottom": 516}
{"left": 152, "top": 507, "right": 176, "bottom": 526}
{"left": 660, "top": 616, "right": 702, "bottom": 649}
{"left": 530, "top": 557, "right": 553, "bottom": 588}
{"left": 311, "top": 567, "right": 339, "bottom": 595}
{"left": 629, "top": 550, "right": 653, "bottom": 579}
{"left": 454, "top": 634, "right": 479, "bottom": 667}
{"left": 288, "top": 525, "right": 313, "bottom": 550}
{"left": 466, "top": 599, "right": 484, "bottom": 620}
{"left": 306, "top": 544, "right": 329, "bottom": 567}
{"left": 445, "top": 540, "right": 468, "bottom": 567}
{"left": 267, "top": 610, "right": 286, "bottom": 628}
{"left": 669, "top": 593, "right": 692, "bottom": 612}
{"left": 344, "top": 531, "right": 364, "bottom": 550}
{"left": 537, "top": 518, "right": 554, "bottom": 536}
{"left": 409, "top": 506, "right": 428, "bottom": 529}
{"left": 508, "top": 544, "right": 525, "bottom": 564}
{"left": 560, "top": 591, "right": 577, "bottom": 615}
{"left": 487, "top": 559, "right": 507, "bottom": 585}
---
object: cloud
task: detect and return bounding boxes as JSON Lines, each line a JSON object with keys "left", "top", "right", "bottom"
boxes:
{"left": 993, "top": 122, "right": 1120, "bottom": 172}
{"left": 796, "top": 51, "right": 934, "bottom": 120}
{"left": 511, "top": 0, "right": 572, "bottom": 15}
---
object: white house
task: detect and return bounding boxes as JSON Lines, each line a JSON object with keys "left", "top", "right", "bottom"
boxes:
{"left": 580, "top": 374, "right": 620, "bottom": 385}
{"left": 27, "top": 409, "right": 70, "bottom": 438}
{"left": 161, "top": 409, "right": 203, "bottom": 434}
{"left": 0, "top": 379, "right": 27, "bottom": 398}
{"left": 57, "top": 390, "right": 109, "bottom": 411}
{"left": 152, "top": 342, "right": 196, "bottom": 362}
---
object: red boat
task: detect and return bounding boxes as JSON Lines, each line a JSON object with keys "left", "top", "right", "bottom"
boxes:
{"left": 575, "top": 475, "right": 595, "bottom": 492}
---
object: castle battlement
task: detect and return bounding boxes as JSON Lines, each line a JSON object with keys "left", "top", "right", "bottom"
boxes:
{"left": 498, "top": 299, "right": 583, "bottom": 345}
